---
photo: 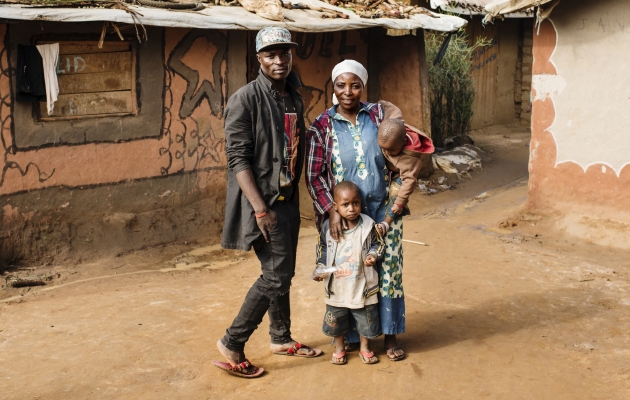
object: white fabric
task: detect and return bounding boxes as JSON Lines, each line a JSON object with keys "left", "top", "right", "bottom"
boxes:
{"left": 325, "top": 219, "right": 378, "bottom": 309}
{"left": 331, "top": 59, "right": 368, "bottom": 105}
{"left": 0, "top": 4, "right": 467, "bottom": 33}
{"left": 36, "top": 43, "right": 59, "bottom": 116}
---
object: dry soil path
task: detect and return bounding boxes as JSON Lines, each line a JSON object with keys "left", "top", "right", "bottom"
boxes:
{"left": 1, "top": 127, "right": 629, "bottom": 399}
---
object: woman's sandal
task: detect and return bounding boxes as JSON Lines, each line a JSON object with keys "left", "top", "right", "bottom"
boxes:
{"left": 212, "top": 359, "right": 264, "bottom": 378}
{"left": 358, "top": 350, "right": 379, "bottom": 364}
{"left": 386, "top": 347, "right": 405, "bottom": 361}
{"left": 273, "top": 342, "right": 322, "bottom": 358}
{"left": 330, "top": 351, "right": 347, "bottom": 365}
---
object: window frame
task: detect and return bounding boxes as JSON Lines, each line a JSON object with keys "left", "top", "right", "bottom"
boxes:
{"left": 36, "top": 39, "right": 138, "bottom": 122}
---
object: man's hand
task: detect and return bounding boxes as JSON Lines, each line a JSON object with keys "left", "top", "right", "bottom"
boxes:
{"left": 328, "top": 208, "right": 348, "bottom": 242}
{"left": 391, "top": 203, "right": 404, "bottom": 215}
{"left": 365, "top": 255, "right": 376, "bottom": 267}
{"left": 256, "top": 209, "right": 277, "bottom": 243}
{"left": 234, "top": 169, "right": 276, "bottom": 242}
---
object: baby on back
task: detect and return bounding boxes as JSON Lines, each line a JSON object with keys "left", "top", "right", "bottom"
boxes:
{"left": 377, "top": 119, "right": 434, "bottom": 234}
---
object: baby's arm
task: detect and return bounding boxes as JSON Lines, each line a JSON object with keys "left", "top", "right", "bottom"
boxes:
{"left": 395, "top": 156, "right": 422, "bottom": 209}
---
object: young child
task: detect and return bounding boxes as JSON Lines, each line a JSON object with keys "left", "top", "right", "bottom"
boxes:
{"left": 377, "top": 118, "right": 434, "bottom": 235}
{"left": 312, "top": 181, "right": 386, "bottom": 365}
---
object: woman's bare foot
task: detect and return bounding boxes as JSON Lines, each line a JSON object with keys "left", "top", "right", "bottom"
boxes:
{"left": 217, "top": 340, "right": 244, "bottom": 367}
{"left": 384, "top": 334, "right": 405, "bottom": 361}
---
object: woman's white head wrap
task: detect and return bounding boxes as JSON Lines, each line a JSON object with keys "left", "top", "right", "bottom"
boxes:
{"left": 331, "top": 60, "right": 368, "bottom": 105}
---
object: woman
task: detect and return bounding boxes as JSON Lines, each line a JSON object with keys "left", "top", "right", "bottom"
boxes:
{"left": 306, "top": 60, "right": 405, "bottom": 361}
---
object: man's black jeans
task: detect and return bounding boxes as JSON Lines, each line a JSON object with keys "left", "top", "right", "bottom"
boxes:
{"left": 221, "top": 200, "right": 301, "bottom": 353}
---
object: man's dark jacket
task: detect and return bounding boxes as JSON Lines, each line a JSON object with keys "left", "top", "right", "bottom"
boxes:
{"left": 221, "top": 70, "right": 306, "bottom": 251}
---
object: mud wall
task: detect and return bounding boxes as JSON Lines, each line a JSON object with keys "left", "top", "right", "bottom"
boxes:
{"left": 0, "top": 25, "right": 430, "bottom": 262}
{"left": 528, "top": 0, "right": 630, "bottom": 224}
{"left": 290, "top": 29, "right": 429, "bottom": 131}
{"left": 0, "top": 23, "right": 230, "bottom": 263}
{"left": 378, "top": 31, "right": 429, "bottom": 132}
{"left": 288, "top": 29, "right": 431, "bottom": 219}
{"left": 291, "top": 30, "right": 369, "bottom": 126}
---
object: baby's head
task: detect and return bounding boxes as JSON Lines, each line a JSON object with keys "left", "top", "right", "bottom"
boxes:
{"left": 378, "top": 119, "right": 407, "bottom": 156}
{"left": 333, "top": 181, "right": 362, "bottom": 222}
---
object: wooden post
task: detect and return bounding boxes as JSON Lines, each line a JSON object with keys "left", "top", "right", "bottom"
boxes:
{"left": 227, "top": 30, "right": 248, "bottom": 98}
{"left": 416, "top": 28, "right": 432, "bottom": 137}
{"left": 367, "top": 27, "right": 384, "bottom": 103}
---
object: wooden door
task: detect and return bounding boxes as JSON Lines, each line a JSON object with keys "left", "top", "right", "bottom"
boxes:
{"left": 467, "top": 18, "right": 500, "bottom": 129}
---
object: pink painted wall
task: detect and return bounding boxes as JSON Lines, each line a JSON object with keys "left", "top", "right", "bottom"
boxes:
{"left": 0, "top": 26, "right": 228, "bottom": 198}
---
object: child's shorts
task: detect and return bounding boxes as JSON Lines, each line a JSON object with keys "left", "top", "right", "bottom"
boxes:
{"left": 322, "top": 303, "right": 381, "bottom": 339}
{"left": 386, "top": 176, "right": 411, "bottom": 221}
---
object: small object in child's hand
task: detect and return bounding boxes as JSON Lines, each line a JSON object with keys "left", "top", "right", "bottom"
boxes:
{"left": 311, "top": 266, "right": 337, "bottom": 280}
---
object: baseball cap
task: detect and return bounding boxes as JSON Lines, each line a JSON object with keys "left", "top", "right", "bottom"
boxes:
{"left": 256, "top": 27, "right": 298, "bottom": 53}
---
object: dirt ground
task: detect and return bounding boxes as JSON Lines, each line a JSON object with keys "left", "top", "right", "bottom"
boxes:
{"left": 1, "top": 126, "right": 630, "bottom": 399}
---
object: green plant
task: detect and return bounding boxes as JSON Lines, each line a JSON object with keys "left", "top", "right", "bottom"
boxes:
{"left": 426, "top": 31, "right": 490, "bottom": 148}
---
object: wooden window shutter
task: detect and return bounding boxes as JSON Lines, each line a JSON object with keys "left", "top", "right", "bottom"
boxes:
{"left": 39, "top": 41, "right": 137, "bottom": 121}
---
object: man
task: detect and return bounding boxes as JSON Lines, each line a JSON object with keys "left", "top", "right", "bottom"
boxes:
{"left": 213, "top": 27, "right": 322, "bottom": 378}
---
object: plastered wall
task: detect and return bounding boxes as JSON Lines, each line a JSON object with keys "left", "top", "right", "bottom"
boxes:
{"left": 0, "top": 24, "right": 430, "bottom": 261}
{"left": 0, "top": 24, "right": 228, "bottom": 198}
{"left": 528, "top": 0, "right": 630, "bottom": 223}
{"left": 0, "top": 23, "right": 230, "bottom": 261}
{"left": 291, "top": 30, "right": 369, "bottom": 126}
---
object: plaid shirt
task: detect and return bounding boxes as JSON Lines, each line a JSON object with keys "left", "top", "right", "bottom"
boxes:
{"left": 305, "top": 102, "right": 386, "bottom": 228}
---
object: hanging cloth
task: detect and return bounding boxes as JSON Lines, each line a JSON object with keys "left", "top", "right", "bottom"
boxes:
{"left": 16, "top": 45, "right": 46, "bottom": 103}
{"left": 36, "top": 43, "right": 60, "bottom": 116}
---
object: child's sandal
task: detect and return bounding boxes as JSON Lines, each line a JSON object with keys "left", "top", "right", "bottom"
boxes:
{"left": 330, "top": 351, "right": 347, "bottom": 365}
{"left": 358, "top": 350, "right": 379, "bottom": 364}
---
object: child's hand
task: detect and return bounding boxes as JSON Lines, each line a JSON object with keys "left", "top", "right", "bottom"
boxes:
{"left": 375, "top": 223, "right": 384, "bottom": 237}
{"left": 376, "top": 222, "right": 390, "bottom": 237}
{"left": 391, "top": 203, "right": 404, "bottom": 215}
{"left": 312, "top": 267, "right": 325, "bottom": 281}
{"left": 365, "top": 255, "right": 376, "bottom": 267}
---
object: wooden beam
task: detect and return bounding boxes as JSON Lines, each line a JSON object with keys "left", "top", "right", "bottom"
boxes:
{"left": 41, "top": 90, "right": 133, "bottom": 118}
{"left": 58, "top": 71, "right": 132, "bottom": 94}
{"left": 39, "top": 40, "right": 131, "bottom": 55}
{"left": 57, "top": 52, "right": 132, "bottom": 75}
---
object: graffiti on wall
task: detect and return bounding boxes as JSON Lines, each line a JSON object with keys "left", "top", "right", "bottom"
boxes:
{"left": 160, "top": 29, "right": 227, "bottom": 176}
{"left": 0, "top": 27, "right": 228, "bottom": 197}
{"left": 471, "top": 35, "right": 498, "bottom": 72}
{"left": 0, "top": 25, "right": 56, "bottom": 190}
